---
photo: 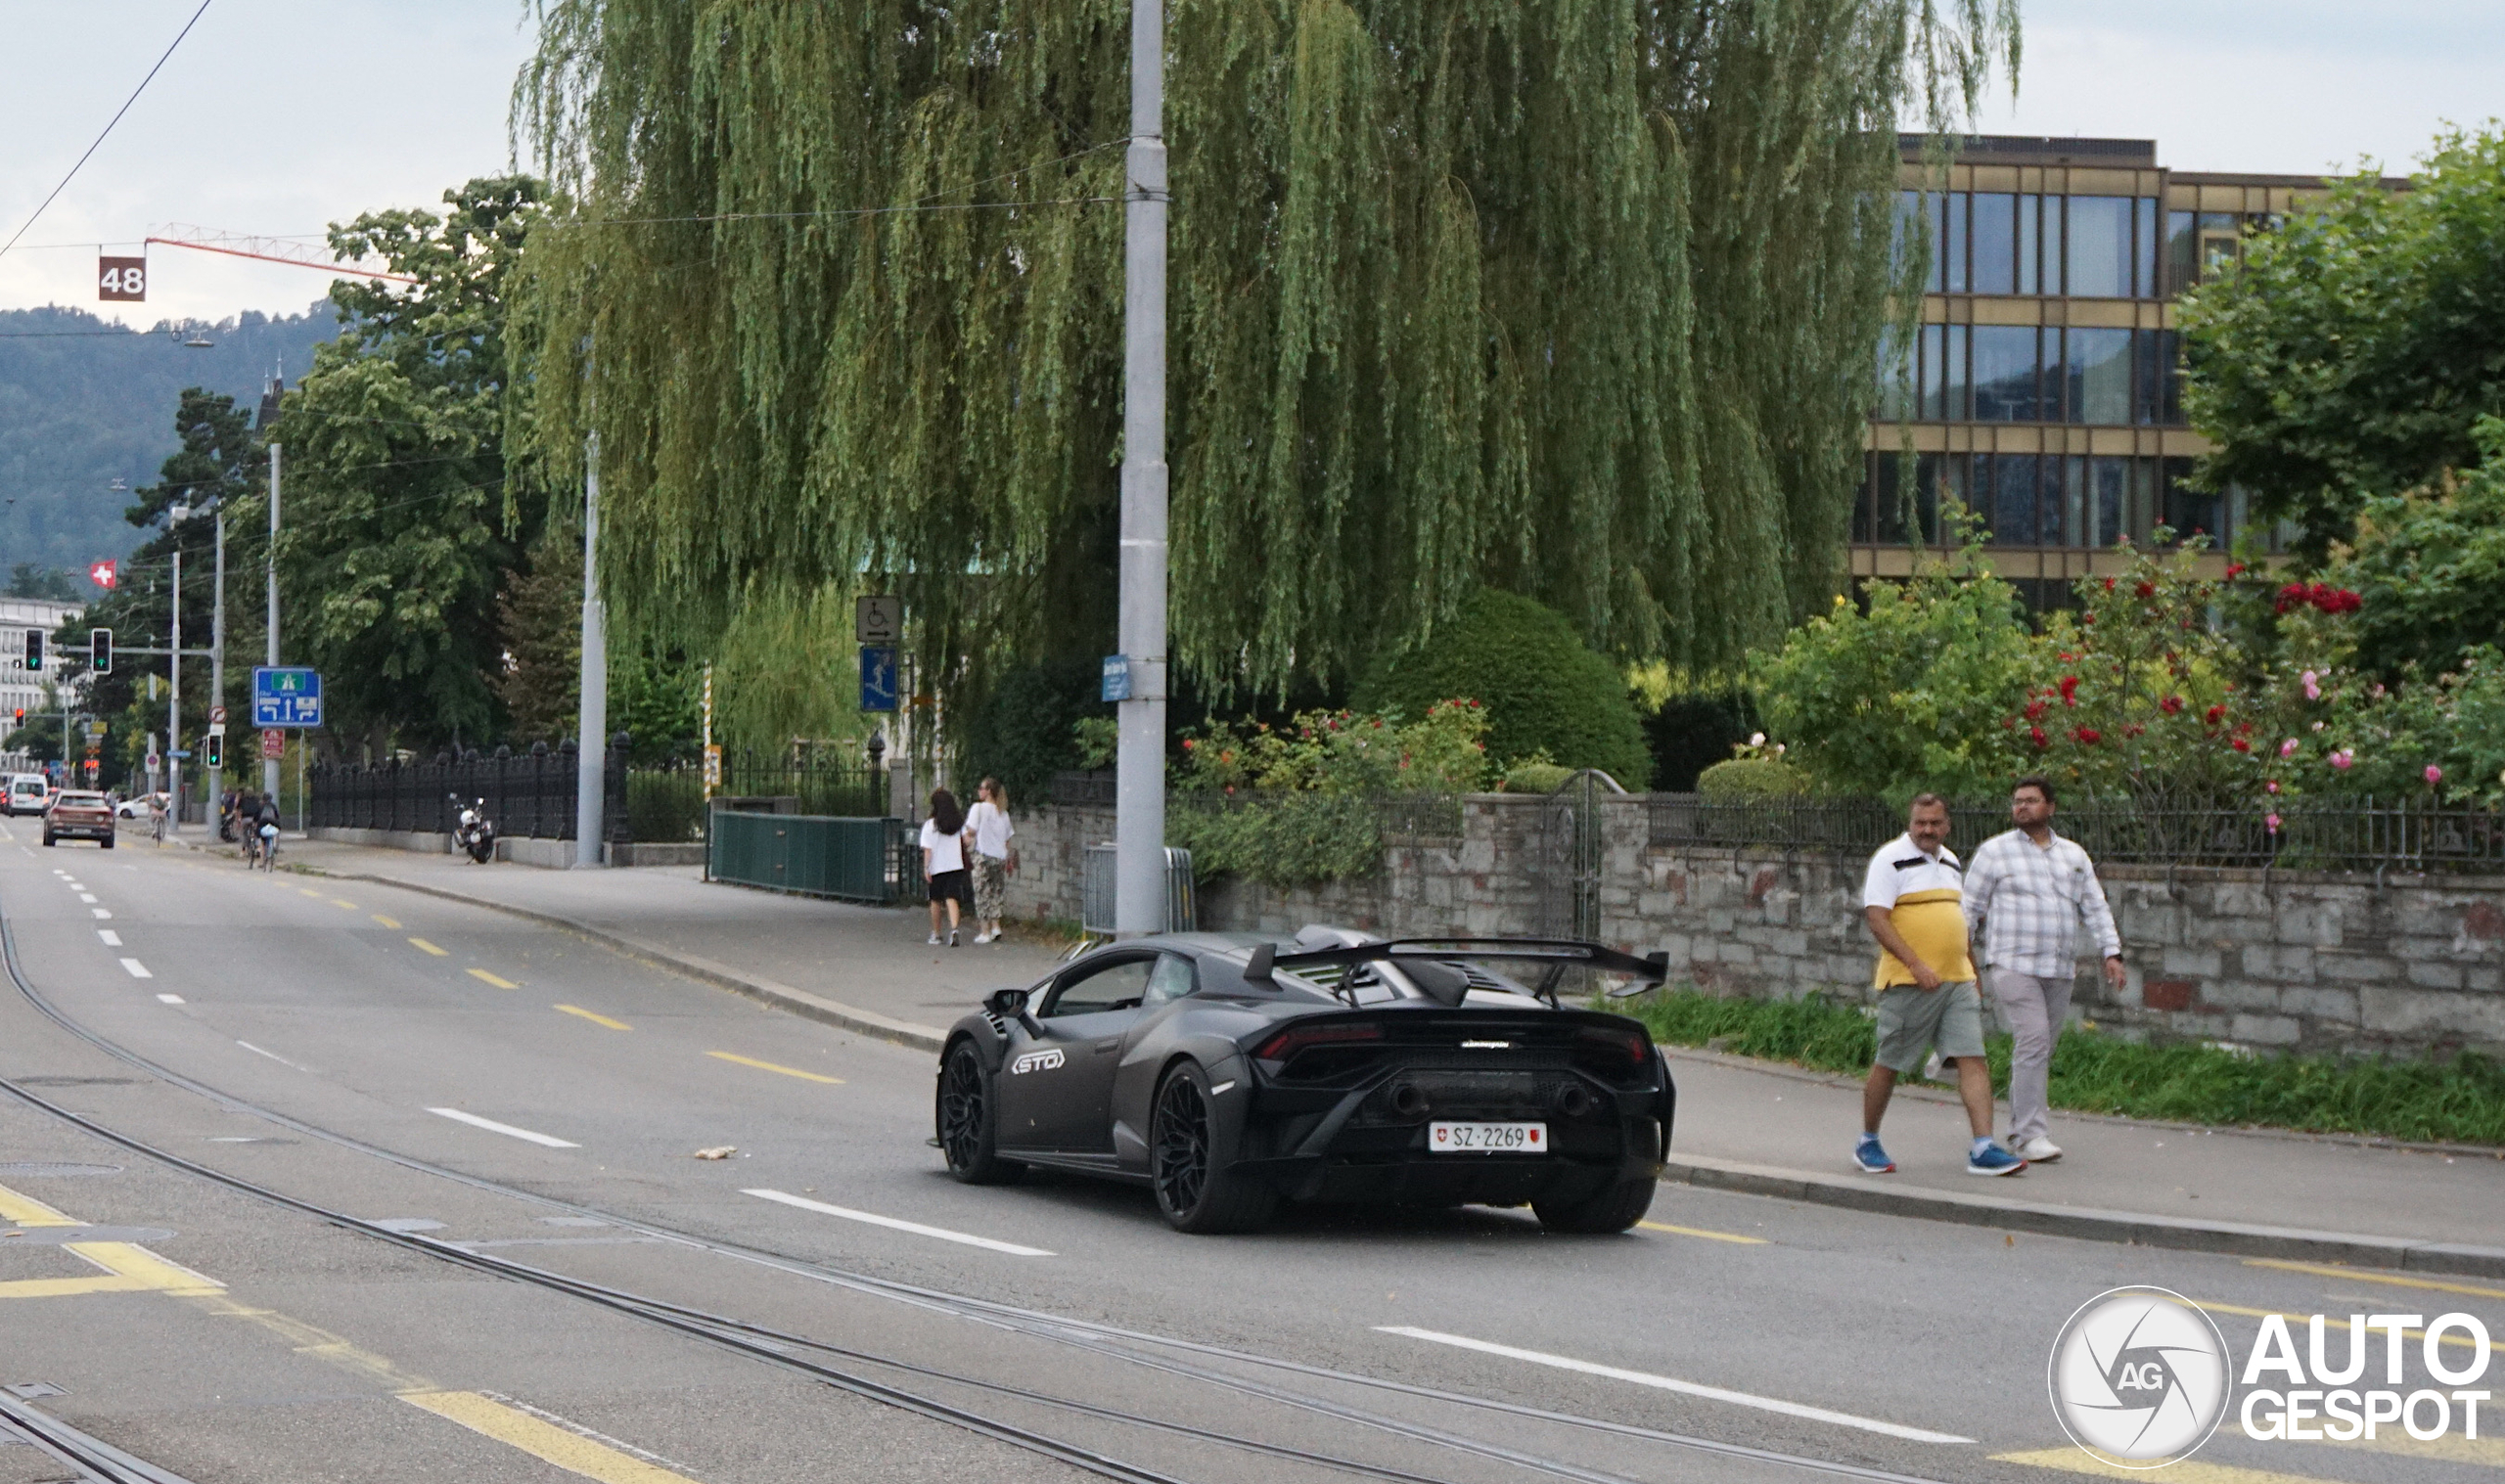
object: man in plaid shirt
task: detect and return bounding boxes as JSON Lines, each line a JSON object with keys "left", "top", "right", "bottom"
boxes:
{"left": 1962, "top": 776, "right": 2127, "bottom": 1164}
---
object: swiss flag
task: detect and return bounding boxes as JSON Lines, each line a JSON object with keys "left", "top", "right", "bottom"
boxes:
{"left": 87, "top": 561, "right": 117, "bottom": 590}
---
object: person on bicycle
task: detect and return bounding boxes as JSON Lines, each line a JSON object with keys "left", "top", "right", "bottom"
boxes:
{"left": 254, "top": 791, "right": 281, "bottom": 867}
{"left": 149, "top": 790, "right": 168, "bottom": 844}
{"left": 236, "top": 790, "right": 263, "bottom": 863}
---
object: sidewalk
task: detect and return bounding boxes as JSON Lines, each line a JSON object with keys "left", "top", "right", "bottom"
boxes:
{"left": 216, "top": 835, "right": 2505, "bottom": 1275}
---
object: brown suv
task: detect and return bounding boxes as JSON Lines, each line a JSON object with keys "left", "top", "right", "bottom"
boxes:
{"left": 44, "top": 790, "right": 116, "bottom": 848}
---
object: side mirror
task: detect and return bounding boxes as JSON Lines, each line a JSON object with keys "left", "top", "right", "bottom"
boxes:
{"left": 984, "top": 987, "right": 1028, "bottom": 1017}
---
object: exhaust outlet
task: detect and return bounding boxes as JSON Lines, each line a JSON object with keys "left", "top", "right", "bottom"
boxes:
{"left": 1556, "top": 1085, "right": 1595, "bottom": 1118}
{"left": 1389, "top": 1082, "right": 1429, "bottom": 1118}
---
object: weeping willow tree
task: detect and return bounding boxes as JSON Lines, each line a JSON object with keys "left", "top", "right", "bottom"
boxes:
{"left": 516, "top": 0, "right": 2015, "bottom": 704}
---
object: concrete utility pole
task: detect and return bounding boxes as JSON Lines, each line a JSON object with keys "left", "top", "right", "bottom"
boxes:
{"left": 264, "top": 441, "right": 281, "bottom": 799}
{"left": 209, "top": 511, "right": 224, "bottom": 806}
{"left": 168, "top": 550, "right": 181, "bottom": 830}
{"left": 573, "top": 433, "right": 607, "bottom": 867}
{"left": 1115, "top": 0, "right": 1169, "bottom": 936}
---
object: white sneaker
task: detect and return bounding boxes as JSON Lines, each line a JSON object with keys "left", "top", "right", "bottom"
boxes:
{"left": 927, "top": 933, "right": 942, "bottom": 946}
{"left": 2017, "top": 1136, "right": 2064, "bottom": 1163}
{"left": 973, "top": 930, "right": 993, "bottom": 944}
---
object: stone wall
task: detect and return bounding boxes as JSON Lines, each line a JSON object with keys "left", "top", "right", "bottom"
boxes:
{"left": 1005, "top": 798, "right": 2505, "bottom": 1057}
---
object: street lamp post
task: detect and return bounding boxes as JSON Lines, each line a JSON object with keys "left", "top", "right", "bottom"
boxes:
{"left": 265, "top": 440, "right": 281, "bottom": 800}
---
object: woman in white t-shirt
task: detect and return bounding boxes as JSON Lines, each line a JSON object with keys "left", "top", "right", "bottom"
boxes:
{"left": 919, "top": 788, "right": 972, "bottom": 946}
{"left": 963, "top": 777, "right": 1018, "bottom": 944}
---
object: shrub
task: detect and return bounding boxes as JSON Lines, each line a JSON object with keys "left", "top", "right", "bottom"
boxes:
{"left": 1696, "top": 756, "right": 1810, "bottom": 800}
{"left": 957, "top": 657, "right": 1108, "bottom": 807}
{"left": 1501, "top": 759, "right": 1573, "bottom": 793}
{"left": 1355, "top": 590, "right": 1652, "bottom": 787}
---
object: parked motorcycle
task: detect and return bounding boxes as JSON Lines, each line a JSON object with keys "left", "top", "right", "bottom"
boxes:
{"left": 450, "top": 794, "right": 497, "bottom": 864}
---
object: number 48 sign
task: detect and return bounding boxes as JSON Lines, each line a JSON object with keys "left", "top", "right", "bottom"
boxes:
{"left": 99, "top": 256, "right": 146, "bottom": 302}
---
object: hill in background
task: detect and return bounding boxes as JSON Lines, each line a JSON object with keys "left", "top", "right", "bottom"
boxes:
{"left": 0, "top": 302, "right": 341, "bottom": 576}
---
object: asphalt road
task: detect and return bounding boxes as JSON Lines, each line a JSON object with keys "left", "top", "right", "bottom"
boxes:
{"left": 0, "top": 828, "right": 2489, "bottom": 1484}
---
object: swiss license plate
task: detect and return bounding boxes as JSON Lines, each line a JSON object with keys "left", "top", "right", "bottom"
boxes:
{"left": 1429, "top": 1121, "right": 1546, "bottom": 1154}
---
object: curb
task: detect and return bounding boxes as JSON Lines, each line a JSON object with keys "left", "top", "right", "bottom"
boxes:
{"left": 1662, "top": 1152, "right": 2505, "bottom": 1279}
{"left": 314, "top": 868, "right": 950, "bottom": 1056}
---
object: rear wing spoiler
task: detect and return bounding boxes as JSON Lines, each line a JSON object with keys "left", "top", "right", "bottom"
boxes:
{"left": 1242, "top": 937, "right": 1670, "bottom": 1009}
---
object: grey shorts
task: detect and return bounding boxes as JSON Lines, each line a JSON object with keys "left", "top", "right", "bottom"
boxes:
{"left": 1873, "top": 980, "right": 1984, "bottom": 1073}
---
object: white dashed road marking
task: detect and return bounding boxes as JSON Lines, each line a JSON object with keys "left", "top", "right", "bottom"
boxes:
{"left": 1374, "top": 1327, "right": 1973, "bottom": 1444}
{"left": 157, "top": 994, "right": 184, "bottom": 1005}
{"left": 118, "top": 958, "right": 152, "bottom": 979}
{"left": 427, "top": 1108, "right": 579, "bottom": 1149}
{"left": 742, "top": 1189, "right": 1054, "bottom": 1258}
{"left": 97, "top": 929, "right": 120, "bottom": 946}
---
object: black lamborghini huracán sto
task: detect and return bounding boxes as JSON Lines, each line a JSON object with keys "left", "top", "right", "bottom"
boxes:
{"left": 933, "top": 927, "right": 1676, "bottom": 1234}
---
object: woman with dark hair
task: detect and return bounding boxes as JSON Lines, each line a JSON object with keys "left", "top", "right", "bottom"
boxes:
{"left": 920, "top": 787, "right": 973, "bottom": 946}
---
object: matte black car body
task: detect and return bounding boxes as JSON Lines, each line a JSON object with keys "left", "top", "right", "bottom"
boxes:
{"left": 934, "top": 928, "right": 1676, "bottom": 1233}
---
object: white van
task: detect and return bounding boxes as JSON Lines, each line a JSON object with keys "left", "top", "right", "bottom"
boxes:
{"left": 5, "top": 775, "right": 49, "bottom": 817}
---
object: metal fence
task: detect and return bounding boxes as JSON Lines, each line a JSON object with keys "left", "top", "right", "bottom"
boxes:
{"left": 706, "top": 810, "right": 913, "bottom": 904}
{"left": 1645, "top": 792, "right": 2505, "bottom": 873}
{"left": 308, "top": 740, "right": 628, "bottom": 842}
{"left": 1052, "top": 770, "right": 1116, "bottom": 807}
{"left": 715, "top": 752, "right": 888, "bottom": 817}
{"left": 1080, "top": 844, "right": 1198, "bottom": 936}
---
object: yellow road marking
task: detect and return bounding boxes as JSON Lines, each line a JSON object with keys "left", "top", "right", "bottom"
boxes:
{"left": 330, "top": 898, "right": 357, "bottom": 910}
{"left": 2244, "top": 1257, "right": 2505, "bottom": 1300}
{"left": 298, "top": 887, "right": 323, "bottom": 898}
{"left": 555, "top": 1005, "right": 630, "bottom": 1031}
{"left": 0, "top": 1181, "right": 81, "bottom": 1227}
{"left": 706, "top": 1051, "right": 843, "bottom": 1085}
{"left": 1996, "top": 1446, "right": 2328, "bottom": 1482}
{"left": 0, "top": 1240, "right": 224, "bottom": 1300}
{"left": 2237, "top": 1423, "right": 2505, "bottom": 1467}
{"left": 407, "top": 937, "right": 447, "bottom": 956}
{"left": 372, "top": 914, "right": 402, "bottom": 929}
{"left": 2193, "top": 1300, "right": 2505, "bottom": 1355}
{"left": 1638, "top": 1221, "right": 1767, "bottom": 1244}
{"left": 468, "top": 968, "right": 520, "bottom": 989}
{"left": 399, "top": 1391, "right": 700, "bottom": 1483}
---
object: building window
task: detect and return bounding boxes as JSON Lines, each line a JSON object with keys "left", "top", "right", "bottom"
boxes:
{"left": 2017, "top": 194, "right": 2042, "bottom": 294}
{"left": 1970, "top": 326, "right": 2039, "bottom": 421}
{"left": 2165, "top": 210, "right": 2197, "bottom": 295}
{"left": 1941, "top": 193, "right": 1968, "bottom": 293}
{"left": 2065, "top": 197, "right": 2135, "bottom": 298}
{"left": 1877, "top": 326, "right": 1913, "bottom": 421}
{"left": 2163, "top": 456, "right": 2221, "bottom": 542}
{"left": 2198, "top": 212, "right": 2240, "bottom": 279}
{"left": 1971, "top": 193, "right": 2017, "bottom": 294}
{"left": 2064, "top": 327, "right": 2133, "bottom": 426}
{"left": 1892, "top": 191, "right": 1927, "bottom": 287}
{"left": 1988, "top": 453, "right": 2040, "bottom": 545}
{"left": 2134, "top": 198, "right": 2159, "bottom": 298}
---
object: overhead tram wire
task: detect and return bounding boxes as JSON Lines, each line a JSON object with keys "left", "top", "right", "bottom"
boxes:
{"left": 0, "top": 0, "right": 217, "bottom": 263}
{"left": 0, "top": 893, "right": 1956, "bottom": 1484}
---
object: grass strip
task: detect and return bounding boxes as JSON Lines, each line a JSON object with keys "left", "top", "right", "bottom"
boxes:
{"left": 1612, "top": 987, "right": 2505, "bottom": 1148}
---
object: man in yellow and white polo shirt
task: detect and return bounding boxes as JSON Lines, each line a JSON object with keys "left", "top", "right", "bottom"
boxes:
{"left": 1856, "top": 794, "right": 2027, "bottom": 1177}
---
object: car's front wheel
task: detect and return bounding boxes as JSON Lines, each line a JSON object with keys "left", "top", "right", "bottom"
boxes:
{"left": 935, "top": 1039, "right": 1022, "bottom": 1185}
{"left": 40, "top": 833, "right": 54, "bottom": 847}
{"left": 1532, "top": 1177, "right": 1657, "bottom": 1235}
{"left": 1150, "top": 1063, "right": 1275, "bottom": 1234}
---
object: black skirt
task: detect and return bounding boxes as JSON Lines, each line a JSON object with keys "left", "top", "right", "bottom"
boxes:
{"left": 928, "top": 867, "right": 972, "bottom": 905}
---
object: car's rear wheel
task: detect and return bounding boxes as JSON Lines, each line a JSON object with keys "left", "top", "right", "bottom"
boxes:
{"left": 40, "top": 833, "right": 54, "bottom": 847}
{"left": 1151, "top": 1063, "right": 1275, "bottom": 1234}
{"left": 101, "top": 834, "right": 115, "bottom": 849}
{"left": 1532, "top": 1177, "right": 1658, "bottom": 1235}
{"left": 935, "top": 1039, "right": 1022, "bottom": 1185}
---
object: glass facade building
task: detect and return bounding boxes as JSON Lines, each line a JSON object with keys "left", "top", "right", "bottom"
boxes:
{"left": 1854, "top": 136, "right": 2352, "bottom": 604}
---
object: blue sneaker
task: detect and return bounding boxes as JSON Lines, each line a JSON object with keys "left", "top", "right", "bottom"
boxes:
{"left": 1967, "top": 1144, "right": 2027, "bottom": 1177}
{"left": 1852, "top": 1136, "right": 1895, "bottom": 1174}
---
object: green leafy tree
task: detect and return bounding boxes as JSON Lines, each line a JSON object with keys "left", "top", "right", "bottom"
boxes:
{"left": 2182, "top": 129, "right": 2505, "bottom": 555}
{"left": 1355, "top": 589, "right": 1652, "bottom": 786}
{"left": 2324, "top": 418, "right": 2505, "bottom": 680}
{"left": 273, "top": 176, "right": 549, "bottom": 752}
{"left": 517, "top": 0, "right": 2016, "bottom": 707}
{"left": 7, "top": 564, "right": 79, "bottom": 602}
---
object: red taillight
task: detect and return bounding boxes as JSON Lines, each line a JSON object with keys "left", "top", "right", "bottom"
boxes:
{"left": 1574, "top": 1024, "right": 1650, "bottom": 1067}
{"left": 1254, "top": 1022, "right": 1384, "bottom": 1061}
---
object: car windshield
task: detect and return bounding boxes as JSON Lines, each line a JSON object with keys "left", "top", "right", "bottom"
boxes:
{"left": 56, "top": 792, "right": 105, "bottom": 804}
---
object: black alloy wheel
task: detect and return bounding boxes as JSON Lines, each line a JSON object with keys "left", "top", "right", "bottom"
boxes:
{"left": 935, "top": 1039, "right": 1021, "bottom": 1185}
{"left": 1531, "top": 1177, "right": 1658, "bottom": 1235}
{"left": 1149, "top": 1063, "right": 1276, "bottom": 1234}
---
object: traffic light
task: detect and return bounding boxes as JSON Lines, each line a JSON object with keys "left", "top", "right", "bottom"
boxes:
{"left": 90, "top": 628, "right": 111, "bottom": 674}
{"left": 22, "top": 630, "right": 40, "bottom": 671}
{"left": 9, "top": 709, "right": 20, "bottom": 728}
{"left": 203, "top": 734, "right": 223, "bottom": 770}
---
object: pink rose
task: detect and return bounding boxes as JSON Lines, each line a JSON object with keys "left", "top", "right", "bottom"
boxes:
{"left": 2279, "top": 739, "right": 2299, "bottom": 758}
{"left": 2265, "top": 813, "right": 2282, "bottom": 832}
{"left": 2426, "top": 765, "right": 2444, "bottom": 786}
{"left": 2329, "top": 750, "right": 2353, "bottom": 770}
{"left": 2301, "top": 670, "right": 2322, "bottom": 701}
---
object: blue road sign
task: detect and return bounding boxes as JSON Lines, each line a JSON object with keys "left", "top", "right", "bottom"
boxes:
{"left": 859, "top": 647, "right": 897, "bottom": 713}
{"left": 251, "top": 667, "right": 323, "bottom": 728}
{"left": 1101, "top": 654, "right": 1131, "bottom": 702}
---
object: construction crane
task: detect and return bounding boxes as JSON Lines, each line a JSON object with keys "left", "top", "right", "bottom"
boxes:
{"left": 142, "top": 224, "right": 416, "bottom": 284}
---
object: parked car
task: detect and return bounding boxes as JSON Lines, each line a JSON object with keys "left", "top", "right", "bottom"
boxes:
{"left": 114, "top": 792, "right": 169, "bottom": 820}
{"left": 44, "top": 790, "right": 116, "bottom": 848}
{"left": 5, "top": 774, "right": 48, "bottom": 817}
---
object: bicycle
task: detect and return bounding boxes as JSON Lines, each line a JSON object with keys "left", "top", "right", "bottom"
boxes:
{"left": 257, "top": 822, "right": 279, "bottom": 872}
{"left": 242, "top": 827, "right": 262, "bottom": 868}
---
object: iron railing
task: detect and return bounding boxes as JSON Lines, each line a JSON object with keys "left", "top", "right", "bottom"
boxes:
{"left": 1080, "top": 844, "right": 1198, "bottom": 936}
{"left": 714, "top": 752, "right": 888, "bottom": 818}
{"left": 1051, "top": 770, "right": 1116, "bottom": 807}
{"left": 706, "top": 810, "right": 912, "bottom": 904}
{"left": 1645, "top": 793, "right": 2505, "bottom": 873}
{"left": 308, "top": 739, "right": 628, "bottom": 842}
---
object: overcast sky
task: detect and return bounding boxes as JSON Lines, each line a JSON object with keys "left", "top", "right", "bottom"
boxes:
{"left": 1, "top": 1, "right": 2499, "bottom": 326}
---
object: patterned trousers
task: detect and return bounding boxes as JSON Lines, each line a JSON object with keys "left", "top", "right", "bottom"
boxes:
{"left": 973, "top": 853, "right": 1008, "bottom": 922}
